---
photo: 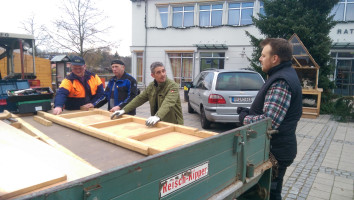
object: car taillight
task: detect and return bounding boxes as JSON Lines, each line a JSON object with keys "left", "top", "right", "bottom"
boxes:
{"left": 208, "top": 94, "right": 226, "bottom": 104}
{"left": 0, "top": 99, "right": 7, "bottom": 106}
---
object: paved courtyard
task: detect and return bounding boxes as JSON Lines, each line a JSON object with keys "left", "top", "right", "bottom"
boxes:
{"left": 131, "top": 89, "right": 354, "bottom": 200}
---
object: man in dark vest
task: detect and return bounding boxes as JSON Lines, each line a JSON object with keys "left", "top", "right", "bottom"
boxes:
{"left": 237, "top": 38, "right": 302, "bottom": 200}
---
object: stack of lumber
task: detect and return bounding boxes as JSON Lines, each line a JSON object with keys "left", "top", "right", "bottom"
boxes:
{"left": 0, "top": 120, "right": 99, "bottom": 199}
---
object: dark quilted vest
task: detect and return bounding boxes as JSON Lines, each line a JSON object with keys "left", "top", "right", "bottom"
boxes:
{"left": 250, "top": 61, "right": 302, "bottom": 160}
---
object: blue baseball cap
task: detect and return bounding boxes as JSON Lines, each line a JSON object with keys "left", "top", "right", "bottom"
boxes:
{"left": 69, "top": 55, "right": 85, "bottom": 66}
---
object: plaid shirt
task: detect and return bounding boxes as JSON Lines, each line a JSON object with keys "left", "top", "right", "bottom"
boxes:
{"left": 243, "top": 80, "right": 291, "bottom": 130}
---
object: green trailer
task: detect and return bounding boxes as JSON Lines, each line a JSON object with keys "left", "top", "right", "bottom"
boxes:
{"left": 18, "top": 118, "right": 273, "bottom": 200}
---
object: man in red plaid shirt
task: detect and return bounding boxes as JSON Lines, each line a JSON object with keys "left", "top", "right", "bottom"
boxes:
{"left": 237, "top": 38, "right": 303, "bottom": 200}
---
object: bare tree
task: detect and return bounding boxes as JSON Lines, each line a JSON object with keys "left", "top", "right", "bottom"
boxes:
{"left": 20, "top": 13, "right": 50, "bottom": 56}
{"left": 47, "top": 0, "right": 115, "bottom": 58}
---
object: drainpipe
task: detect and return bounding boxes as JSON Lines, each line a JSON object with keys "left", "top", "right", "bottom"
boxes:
{"left": 143, "top": 0, "right": 148, "bottom": 88}
{"left": 32, "top": 39, "right": 36, "bottom": 76}
{"left": 19, "top": 39, "right": 25, "bottom": 79}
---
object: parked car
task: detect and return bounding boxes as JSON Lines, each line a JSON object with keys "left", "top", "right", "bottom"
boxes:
{"left": 188, "top": 69, "right": 265, "bottom": 129}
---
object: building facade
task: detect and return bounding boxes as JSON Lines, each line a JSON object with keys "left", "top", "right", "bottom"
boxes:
{"left": 329, "top": 0, "right": 354, "bottom": 96}
{"left": 130, "top": 0, "right": 354, "bottom": 96}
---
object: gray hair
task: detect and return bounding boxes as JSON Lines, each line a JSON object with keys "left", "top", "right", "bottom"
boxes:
{"left": 150, "top": 62, "right": 164, "bottom": 73}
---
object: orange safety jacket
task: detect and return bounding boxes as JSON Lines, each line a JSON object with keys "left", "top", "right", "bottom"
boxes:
{"left": 54, "top": 71, "right": 104, "bottom": 110}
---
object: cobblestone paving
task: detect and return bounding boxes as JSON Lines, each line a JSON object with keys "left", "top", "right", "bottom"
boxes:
{"left": 125, "top": 89, "right": 354, "bottom": 200}
{"left": 283, "top": 117, "right": 354, "bottom": 200}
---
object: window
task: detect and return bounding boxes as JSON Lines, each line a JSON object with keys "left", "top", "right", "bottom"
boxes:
{"left": 172, "top": 6, "right": 194, "bottom": 27}
{"left": 193, "top": 72, "right": 202, "bottom": 87}
{"left": 159, "top": 7, "right": 168, "bottom": 28}
{"left": 330, "top": 0, "right": 354, "bottom": 21}
{"left": 168, "top": 53, "right": 193, "bottom": 86}
{"left": 216, "top": 72, "right": 264, "bottom": 91}
{"left": 195, "top": 72, "right": 213, "bottom": 90}
{"left": 204, "top": 72, "right": 214, "bottom": 90}
{"left": 259, "top": 1, "right": 265, "bottom": 16}
{"left": 199, "top": 4, "right": 223, "bottom": 26}
{"left": 332, "top": 52, "right": 354, "bottom": 96}
{"left": 136, "top": 52, "right": 143, "bottom": 83}
{"left": 200, "top": 52, "right": 225, "bottom": 71}
{"left": 228, "top": 2, "right": 254, "bottom": 26}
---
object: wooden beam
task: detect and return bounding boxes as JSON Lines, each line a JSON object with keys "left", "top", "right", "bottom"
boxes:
{"left": 89, "top": 117, "right": 133, "bottom": 128}
{"left": 94, "top": 109, "right": 114, "bottom": 117}
{"left": 0, "top": 110, "right": 11, "bottom": 119}
{"left": 194, "top": 130, "right": 219, "bottom": 138}
{"left": 33, "top": 115, "right": 53, "bottom": 126}
{"left": 81, "top": 126, "right": 150, "bottom": 155}
{"left": 38, "top": 111, "right": 82, "bottom": 132}
{"left": 173, "top": 124, "right": 198, "bottom": 135}
{"left": 130, "top": 126, "right": 175, "bottom": 141}
{"left": 10, "top": 122, "right": 22, "bottom": 129}
{"left": 148, "top": 147, "right": 164, "bottom": 155}
{"left": 59, "top": 111, "right": 96, "bottom": 119}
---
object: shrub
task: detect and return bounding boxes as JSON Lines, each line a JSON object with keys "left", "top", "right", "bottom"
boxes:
{"left": 332, "top": 96, "right": 354, "bottom": 122}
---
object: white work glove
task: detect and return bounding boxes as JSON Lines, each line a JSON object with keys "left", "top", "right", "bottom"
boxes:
{"left": 145, "top": 116, "right": 160, "bottom": 127}
{"left": 111, "top": 110, "right": 125, "bottom": 119}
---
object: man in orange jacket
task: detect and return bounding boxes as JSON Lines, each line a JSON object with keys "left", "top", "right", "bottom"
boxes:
{"left": 53, "top": 56, "right": 104, "bottom": 115}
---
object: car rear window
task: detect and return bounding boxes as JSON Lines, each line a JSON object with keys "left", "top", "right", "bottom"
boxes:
{"left": 215, "top": 72, "right": 264, "bottom": 91}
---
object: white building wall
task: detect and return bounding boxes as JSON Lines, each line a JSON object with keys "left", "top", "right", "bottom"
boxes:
{"left": 131, "top": 0, "right": 264, "bottom": 86}
{"left": 131, "top": 0, "right": 354, "bottom": 90}
{"left": 330, "top": 23, "right": 354, "bottom": 44}
{"left": 131, "top": 1, "right": 147, "bottom": 47}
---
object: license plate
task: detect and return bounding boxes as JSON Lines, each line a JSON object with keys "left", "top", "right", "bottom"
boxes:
{"left": 232, "top": 97, "right": 252, "bottom": 103}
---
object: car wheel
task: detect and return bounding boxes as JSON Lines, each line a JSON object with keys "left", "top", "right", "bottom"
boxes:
{"left": 200, "top": 108, "right": 211, "bottom": 129}
{"left": 188, "top": 101, "right": 194, "bottom": 113}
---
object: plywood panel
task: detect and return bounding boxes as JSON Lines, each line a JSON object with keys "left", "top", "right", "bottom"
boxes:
{"left": 0, "top": 143, "right": 67, "bottom": 200}
{"left": 0, "top": 120, "right": 100, "bottom": 199}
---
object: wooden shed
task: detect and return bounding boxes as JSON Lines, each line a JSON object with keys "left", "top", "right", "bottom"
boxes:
{"left": 0, "top": 53, "right": 52, "bottom": 88}
{"left": 289, "top": 34, "right": 323, "bottom": 119}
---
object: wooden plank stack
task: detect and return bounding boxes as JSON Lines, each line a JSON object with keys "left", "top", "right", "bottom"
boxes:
{"left": 0, "top": 114, "right": 99, "bottom": 199}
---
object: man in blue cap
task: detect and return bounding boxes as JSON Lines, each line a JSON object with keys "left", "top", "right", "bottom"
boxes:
{"left": 53, "top": 55, "right": 104, "bottom": 115}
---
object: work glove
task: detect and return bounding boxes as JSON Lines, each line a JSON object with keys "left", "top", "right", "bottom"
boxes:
{"left": 145, "top": 116, "right": 160, "bottom": 127}
{"left": 111, "top": 110, "right": 125, "bottom": 120}
{"left": 237, "top": 107, "right": 250, "bottom": 125}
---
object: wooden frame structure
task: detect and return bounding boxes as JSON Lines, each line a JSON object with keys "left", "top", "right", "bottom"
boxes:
{"left": 38, "top": 109, "right": 218, "bottom": 156}
{"left": 289, "top": 34, "right": 323, "bottom": 118}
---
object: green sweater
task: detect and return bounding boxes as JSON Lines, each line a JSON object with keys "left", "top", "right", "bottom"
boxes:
{"left": 123, "top": 78, "right": 184, "bottom": 125}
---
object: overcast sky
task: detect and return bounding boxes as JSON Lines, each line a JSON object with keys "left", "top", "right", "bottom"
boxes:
{"left": 0, "top": 0, "right": 132, "bottom": 56}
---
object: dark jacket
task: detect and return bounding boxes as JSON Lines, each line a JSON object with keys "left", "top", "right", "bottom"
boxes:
{"left": 94, "top": 72, "right": 138, "bottom": 115}
{"left": 123, "top": 78, "right": 184, "bottom": 125}
{"left": 54, "top": 71, "right": 104, "bottom": 110}
{"left": 250, "top": 61, "right": 302, "bottom": 160}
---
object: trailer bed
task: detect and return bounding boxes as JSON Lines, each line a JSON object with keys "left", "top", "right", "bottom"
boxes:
{"left": 20, "top": 115, "right": 146, "bottom": 171}
{"left": 2, "top": 110, "right": 273, "bottom": 200}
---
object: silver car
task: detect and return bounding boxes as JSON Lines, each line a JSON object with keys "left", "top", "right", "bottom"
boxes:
{"left": 188, "top": 69, "right": 265, "bottom": 129}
